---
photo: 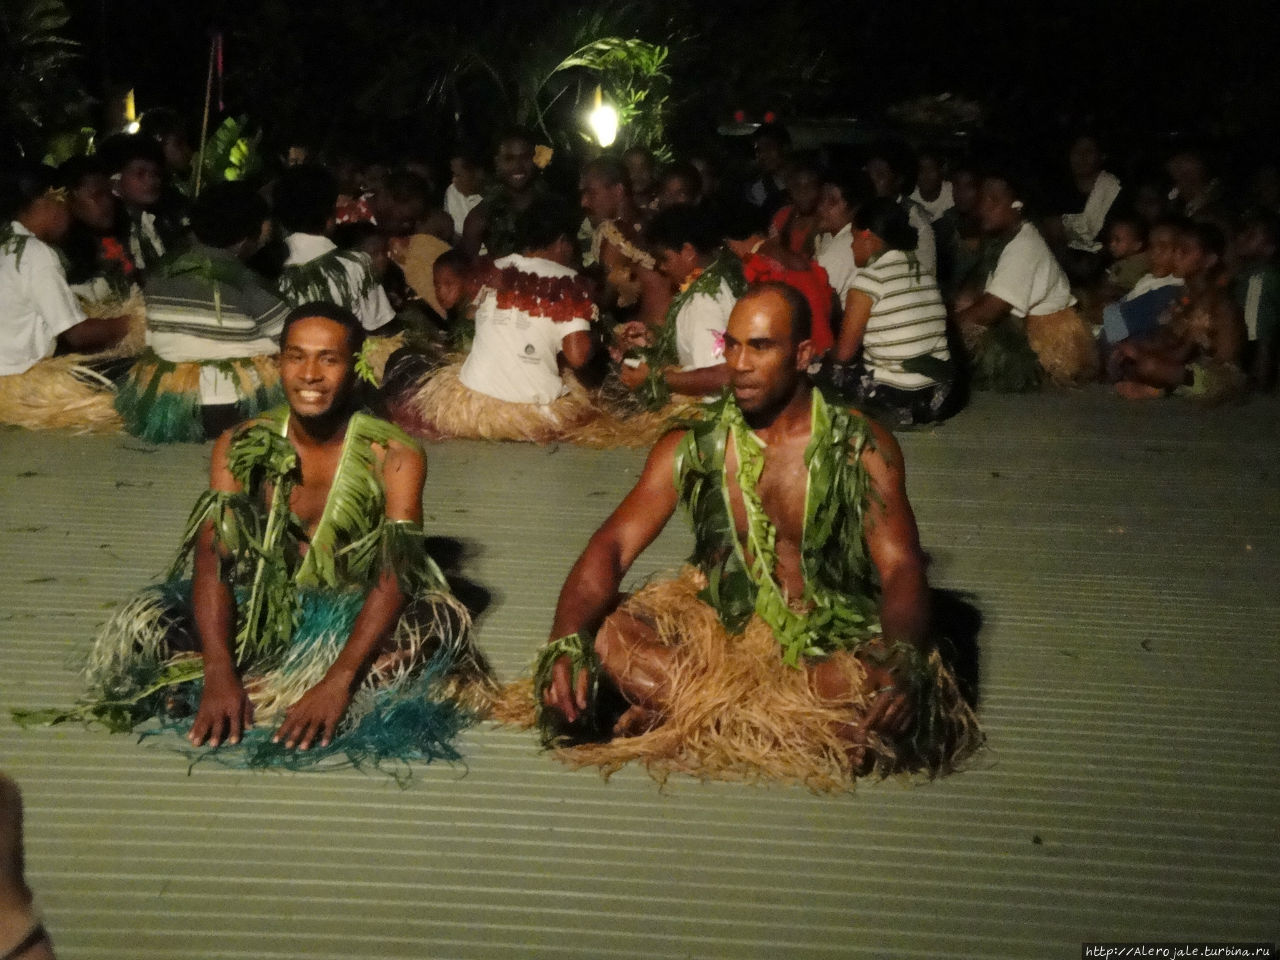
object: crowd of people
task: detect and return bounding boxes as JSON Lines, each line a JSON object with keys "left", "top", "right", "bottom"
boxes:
{"left": 7, "top": 110, "right": 1279, "bottom": 956}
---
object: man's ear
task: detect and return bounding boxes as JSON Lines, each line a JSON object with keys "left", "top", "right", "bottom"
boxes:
{"left": 795, "top": 337, "right": 816, "bottom": 372}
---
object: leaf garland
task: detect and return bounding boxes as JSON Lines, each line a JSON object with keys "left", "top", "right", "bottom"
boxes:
{"left": 277, "top": 247, "right": 377, "bottom": 312}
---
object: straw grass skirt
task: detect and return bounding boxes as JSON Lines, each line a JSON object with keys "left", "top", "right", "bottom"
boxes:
{"left": 497, "top": 568, "right": 984, "bottom": 791}
{"left": 1024, "top": 306, "right": 1099, "bottom": 385}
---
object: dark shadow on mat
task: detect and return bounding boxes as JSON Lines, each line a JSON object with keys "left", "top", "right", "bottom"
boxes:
{"left": 425, "top": 536, "right": 494, "bottom": 619}
{"left": 932, "top": 587, "right": 983, "bottom": 710}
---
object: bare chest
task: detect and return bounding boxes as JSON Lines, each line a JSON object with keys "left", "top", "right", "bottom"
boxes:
{"left": 723, "top": 432, "right": 810, "bottom": 594}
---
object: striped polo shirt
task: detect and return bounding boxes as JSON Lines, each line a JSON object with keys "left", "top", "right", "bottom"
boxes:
{"left": 849, "top": 249, "right": 950, "bottom": 390}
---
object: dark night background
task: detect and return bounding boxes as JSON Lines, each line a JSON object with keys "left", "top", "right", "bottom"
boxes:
{"left": 33, "top": 0, "right": 1280, "bottom": 174}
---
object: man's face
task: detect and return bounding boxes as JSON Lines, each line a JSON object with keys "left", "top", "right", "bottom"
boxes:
{"left": 495, "top": 138, "right": 535, "bottom": 192}
{"left": 278, "top": 315, "right": 358, "bottom": 419}
{"left": 116, "top": 158, "right": 162, "bottom": 208}
{"left": 450, "top": 158, "right": 483, "bottom": 197}
{"left": 161, "top": 134, "right": 194, "bottom": 174}
{"left": 579, "top": 172, "right": 621, "bottom": 225}
{"left": 786, "top": 169, "right": 821, "bottom": 216}
{"left": 70, "top": 174, "right": 117, "bottom": 233}
{"left": 623, "top": 150, "right": 654, "bottom": 193}
{"left": 654, "top": 243, "right": 699, "bottom": 286}
{"left": 866, "top": 158, "right": 897, "bottom": 199}
{"left": 977, "top": 178, "right": 1019, "bottom": 234}
{"left": 657, "top": 175, "right": 696, "bottom": 210}
{"left": 723, "top": 290, "right": 811, "bottom": 416}
{"left": 816, "top": 184, "right": 852, "bottom": 235}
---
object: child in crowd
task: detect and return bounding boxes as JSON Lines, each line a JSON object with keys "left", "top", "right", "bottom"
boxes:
{"left": 1230, "top": 212, "right": 1280, "bottom": 391}
{"left": 909, "top": 149, "right": 954, "bottom": 223}
{"left": 1109, "top": 222, "right": 1246, "bottom": 402}
{"left": 445, "top": 148, "right": 485, "bottom": 241}
{"left": 1099, "top": 217, "right": 1184, "bottom": 350}
{"left": 1101, "top": 214, "right": 1150, "bottom": 298}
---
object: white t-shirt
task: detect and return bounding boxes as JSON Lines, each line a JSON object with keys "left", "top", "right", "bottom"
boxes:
{"left": 458, "top": 254, "right": 594, "bottom": 404}
{"left": 282, "top": 233, "right": 394, "bottom": 331}
{"left": 815, "top": 224, "right": 857, "bottom": 308}
{"left": 902, "top": 197, "right": 937, "bottom": 280}
{"left": 675, "top": 278, "right": 737, "bottom": 371}
{"left": 1124, "top": 273, "right": 1182, "bottom": 303}
{"left": 1061, "top": 170, "right": 1121, "bottom": 253}
{"left": 445, "top": 183, "right": 483, "bottom": 238}
{"left": 985, "top": 222, "right": 1076, "bottom": 318}
{"left": 909, "top": 181, "right": 954, "bottom": 223}
{"left": 0, "top": 222, "right": 87, "bottom": 377}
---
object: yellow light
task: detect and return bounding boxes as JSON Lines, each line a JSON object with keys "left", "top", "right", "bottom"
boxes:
{"left": 588, "top": 85, "right": 618, "bottom": 148}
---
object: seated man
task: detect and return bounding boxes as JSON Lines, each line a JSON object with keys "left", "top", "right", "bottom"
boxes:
{"left": 274, "top": 163, "right": 395, "bottom": 332}
{"left": 533, "top": 283, "right": 982, "bottom": 786}
{"left": 1, "top": 161, "right": 131, "bottom": 433}
{"left": 77, "top": 303, "right": 490, "bottom": 768}
{"left": 1110, "top": 222, "right": 1247, "bottom": 403}
{"left": 618, "top": 204, "right": 746, "bottom": 409}
{"left": 116, "top": 181, "right": 289, "bottom": 443}
{"left": 387, "top": 196, "right": 600, "bottom": 442}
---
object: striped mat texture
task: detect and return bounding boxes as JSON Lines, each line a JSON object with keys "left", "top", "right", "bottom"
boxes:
{"left": 1, "top": 387, "right": 1277, "bottom": 959}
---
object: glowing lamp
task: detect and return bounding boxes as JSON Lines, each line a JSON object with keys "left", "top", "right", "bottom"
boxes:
{"left": 588, "top": 86, "right": 619, "bottom": 148}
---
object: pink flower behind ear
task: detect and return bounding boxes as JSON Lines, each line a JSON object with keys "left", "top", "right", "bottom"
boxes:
{"left": 711, "top": 329, "right": 726, "bottom": 357}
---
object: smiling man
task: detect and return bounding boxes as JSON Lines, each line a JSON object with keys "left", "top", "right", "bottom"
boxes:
{"left": 81, "top": 302, "right": 492, "bottom": 769}
{"left": 533, "top": 282, "right": 983, "bottom": 785}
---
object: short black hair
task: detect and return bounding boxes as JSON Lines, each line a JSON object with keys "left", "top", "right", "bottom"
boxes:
{"left": 433, "top": 248, "right": 468, "bottom": 275}
{"left": 190, "top": 181, "right": 269, "bottom": 248}
{"left": 274, "top": 164, "right": 339, "bottom": 234}
{"left": 139, "top": 107, "right": 188, "bottom": 144}
{"left": 582, "top": 156, "right": 631, "bottom": 192}
{"left": 853, "top": 196, "right": 918, "bottom": 252}
{"left": 496, "top": 127, "right": 537, "bottom": 153}
{"left": 97, "top": 133, "right": 164, "bottom": 176}
{"left": 646, "top": 203, "right": 720, "bottom": 255}
{"left": 280, "top": 300, "right": 366, "bottom": 357}
{"left": 740, "top": 280, "right": 812, "bottom": 345}
{"left": 0, "top": 160, "right": 57, "bottom": 220}
{"left": 331, "top": 220, "right": 382, "bottom": 251}
{"left": 1107, "top": 211, "right": 1148, "bottom": 244}
{"left": 821, "top": 165, "right": 873, "bottom": 211}
{"left": 56, "top": 155, "right": 110, "bottom": 191}
{"left": 514, "top": 194, "right": 580, "bottom": 252}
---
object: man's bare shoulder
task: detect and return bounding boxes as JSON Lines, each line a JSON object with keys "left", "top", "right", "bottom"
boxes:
{"left": 841, "top": 403, "right": 905, "bottom": 475}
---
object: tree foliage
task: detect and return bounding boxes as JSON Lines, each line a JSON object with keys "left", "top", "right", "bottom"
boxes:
{"left": 0, "top": 0, "right": 87, "bottom": 157}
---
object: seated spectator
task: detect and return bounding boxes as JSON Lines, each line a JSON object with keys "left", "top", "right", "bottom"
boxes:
{"left": 116, "top": 181, "right": 288, "bottom": 442}
{"left": 56, "top": 156, "right": 138, "bottom": 301}
{"left": 99, "top": 134, "right": 186, "bottom": 275}
{"left": 622, "top": 146, "right": 659, "bottom": 214}
{"left": 955, "top": 170, "right": 1098, "bottom": 388}
{"left": 1099, "top": 213, "right": 1151, "bottom": 302}
{"left": 824, "top": 198, "right": 956, "bottom": 426}
{"left": 814, "top": 168, "right": 868, "bottom": 310}
{"left": 656, "top": 161, "right": 703, "bottom": 210}
{"left": 723, "top": 211, "right": 835, "bottom": 355}
{"left": 933, "top": 162, "right": 985, "bottom": 302}
{"left": 1099, "top": 217, "right": 1185, "bottom": 350}
{"left": 618, "top": 204, "right": 745, "bottom": 409}
{"left": 386, "top": 196, "right": 601, "bottom": 442}
{"left": 579, "top": 156, "right": 666, "bottom": 326}
{"left": 1110, "top": 222, "right": 1246, "bottom": 402}
{"left": 444, "top": 145, "right": 485, "bottom": 241}
{"left": 1230, "top": 212, "right": 1280, "bottom": 391}
{"left": 768, "top": 153, "right": 823, "bottom": 256}
{"left": 1166, "top": 146, "right": 1231, "bottom": 232}
{"left": 1045, "top": 133, "right": 1122, "bottom": 283}
{"left": 461, "top": 129, "right": 552, "bottom": 260}
{"left": 1, "top": 162, "right": 132, "bottom": 427}
{"left": 745, "top": 122, "right": 790, "bottom": 217}
{"left": 909, "top": 148, "right": 954, "bottom": 223}
{"left": 865, "top": 142, "right": 937, "bottom": 279}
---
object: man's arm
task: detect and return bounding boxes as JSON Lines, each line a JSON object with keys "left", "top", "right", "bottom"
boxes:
{"left": 56, "top": 316, "right": 130, "bottom": 353}
{"left": 560, "top": 329, "right": 595, "bottom": 371}
{"left": 544, "top": 430, "right": 684, "bottom": 721}
{"left": 272, "top": 441, "right": 426, "bottom": 751}
{"left": 459, "top": 202, "right": 489, "bottom": 260}
{"left": 187, "top": 428, "right": 253, "bottom": 748}
{"left": 662, "top": 362, "right": 729, "bottom": 396}
{"left": 954, "top": 292, "right": 1012, "bottom": 330}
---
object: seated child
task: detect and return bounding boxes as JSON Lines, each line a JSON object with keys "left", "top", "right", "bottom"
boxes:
{"left": 1230, "top": 212, "right": 1280, "bottom": 391}
{"left": 1099, "top": 217, "right": 1184, "bottom": 348}
{"left": 1109, "top": 221, "right": 1247, "bottom": 402}
{"left": 1100, "top": 214, "right": 1150, "bottom": 301}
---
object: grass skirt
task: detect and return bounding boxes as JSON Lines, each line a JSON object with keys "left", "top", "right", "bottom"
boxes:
{"left": 0, "top": 288, "right": 147, "bottom": 434}
{"left": 79, "top": 578, "right": 493, "bottom": 772}
{"left": 115, "top": 351, "right": 283, "bottom": 443}
{"left": 1024, "top": 307, "right": 1099, "bottom": 386}
{"left": 496, "top": 569, "right": 983, "bottom": 791}
{"left": 389, "top": 360, "right": 692, "bottom": 448}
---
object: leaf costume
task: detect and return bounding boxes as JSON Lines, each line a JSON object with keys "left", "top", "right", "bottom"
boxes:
{"left": 524, "top": 391, "right": 983, "bottom": 788}
{"left": 277, "top": 247, "right": 377, "bottom": 313}
{"left": 38, "top": 406, "right": 491, "bottom": 773}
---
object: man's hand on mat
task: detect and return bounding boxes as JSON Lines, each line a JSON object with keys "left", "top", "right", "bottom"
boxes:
{"left": 188, "top": 665, "right": 254, "bottom": 747}
{"left": 272, "top": 678, "right": 352, "bottom": 750}
{"left": 544, "top": 655, "right": 589, "bottom": 723}
{"left": 846, "top": 661, "right": 916, "bottom": 773}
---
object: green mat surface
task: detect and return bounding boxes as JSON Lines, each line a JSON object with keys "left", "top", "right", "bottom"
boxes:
{"left": 1, "top": 387, "right": 1277, "bottom": 959}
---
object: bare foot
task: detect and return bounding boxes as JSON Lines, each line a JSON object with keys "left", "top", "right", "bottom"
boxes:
{"left": 1115, "top": 381, "right": 1164, "bottom": 400}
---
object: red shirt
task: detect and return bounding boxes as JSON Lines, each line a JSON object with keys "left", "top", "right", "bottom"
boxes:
{"left": 742, "top": 252, "right": 835, "bottom": 354}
